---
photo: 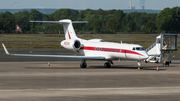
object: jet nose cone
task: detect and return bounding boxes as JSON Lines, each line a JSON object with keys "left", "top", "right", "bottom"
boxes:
{"left": 144, "top": 53, "right": 149, "bottom": 59}
{"left": 139, "top": 54, "right": 149, "bottom": 59}
{"left": 138, "top": 51, "right": 149, "bottom": 60}
{"left": 140, "top": 53, "right": 149, "bottom": 59}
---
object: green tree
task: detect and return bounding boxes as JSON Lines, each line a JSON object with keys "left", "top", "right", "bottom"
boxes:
{"left": 29, "top": 9, "right": 43, "bottom": 33}
{"left": 141, "top": 25, "right": 146, "bottom": 32}
{"left": 126, "top": 20, "right": 136, "bottom": 32}
{"left": 156, "top": 7, "right": 180, "bottom": 32}
{"left": 0, "top": 13, "right": 3, "bottom": 30}
{"left": 122, "top": 14, "right": 132, "bottom": 30}
{"left": 146, "top": 21, "right": 157, "bottom": 33}
{"left": 0, "top": 12, "right": 15, "bottom": 33}
{"left": 90, "top": 19, "right": 102, "bottom": 33}
{"left": 53, "top": 9, "right": 79, "bottom": 21}
{"left": 29, "top": 9, "right": 43, "bottom": 21}
{"left": 14, "top": 10, "right": 30, "bottom": 31}
{"left": 105, "top": 18, "right": 118, "bottom": 32}
{"left": 128, "top": 12, "right": 148, "bottom": 26}
{"left": 114, "top": 10, "right": 125, "bottom": 30}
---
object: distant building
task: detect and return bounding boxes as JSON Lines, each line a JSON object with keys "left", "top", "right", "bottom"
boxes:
{"left": 131, "top": 7, "right": 135, "bottom": 10}
{"left": 140, "top": 6, "right": 145, "bottom": 10}
{"left": 140, "top": 0, "right": 145, "bottom": 10}
{"left": 15, "top": 24, "right": 26, "bottom": 33}
{"left": 129, "top": 0, "right": 135, "bottom": 10}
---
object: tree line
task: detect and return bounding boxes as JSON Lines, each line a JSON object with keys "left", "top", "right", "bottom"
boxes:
{"left": 0, "top": 7, "right": 180, "bottom": 34}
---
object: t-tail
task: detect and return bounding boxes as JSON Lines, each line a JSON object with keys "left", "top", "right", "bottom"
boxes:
{"left": 30, "top": 19, "right": 88, "bottom": 40}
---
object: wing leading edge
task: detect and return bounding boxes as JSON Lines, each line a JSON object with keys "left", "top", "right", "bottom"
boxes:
{"left": 2, "top": 44, "right": 105, "bottom": 60}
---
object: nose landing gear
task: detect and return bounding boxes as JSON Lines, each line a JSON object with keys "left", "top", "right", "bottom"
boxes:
{"left": 137, "top": 61, "right": 143, "bottom": 70}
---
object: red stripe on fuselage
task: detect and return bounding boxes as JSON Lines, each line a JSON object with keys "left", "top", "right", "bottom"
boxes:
{"left": 80, "top": 46, "right": 144, "bottom": 56}
{"left": 82, "top": 46, "right": 95, "bottom": 50}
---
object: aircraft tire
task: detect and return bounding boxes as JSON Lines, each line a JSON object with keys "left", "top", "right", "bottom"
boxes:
{"left": 80, "top": 62, "right": 87, "bottom": 68}
{"left": 104, "top": 62, "right": 111, "bottom": 68}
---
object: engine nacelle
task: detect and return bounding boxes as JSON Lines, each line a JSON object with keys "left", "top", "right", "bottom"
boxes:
{"left": 61, "top": 39, "right": 81, "bottom": 50}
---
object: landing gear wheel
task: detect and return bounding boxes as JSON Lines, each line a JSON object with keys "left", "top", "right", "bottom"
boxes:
{"left": 80, "top": 61, "right": 87, "bottom": 68}
{"left": 104, "top": 62, "right": 111, "bottom": 68}
{"left": 138, "top": 67, "right": 143, "bottom": 70}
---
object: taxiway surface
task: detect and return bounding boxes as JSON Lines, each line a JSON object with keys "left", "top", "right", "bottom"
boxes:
{"left": 0, "top": 60, "right": 180, "bottom": 101}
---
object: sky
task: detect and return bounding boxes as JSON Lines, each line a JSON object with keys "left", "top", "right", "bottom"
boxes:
{"left": 0, "top": 0, "right": 180, "bottom": 10}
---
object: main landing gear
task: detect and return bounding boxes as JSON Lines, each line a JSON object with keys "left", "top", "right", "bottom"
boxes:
{"left": 104, "top": 61, "right": 114, "bottom": 68}
{"left": 80, "top": 60, "right": 87, "bottom": 68}
{"left": 80, "top": 60, "right": 114, "bottom": 68}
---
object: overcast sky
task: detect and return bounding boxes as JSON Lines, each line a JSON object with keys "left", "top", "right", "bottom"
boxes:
{"left": 0, "top": 0, "right": 180, "bottom": 10}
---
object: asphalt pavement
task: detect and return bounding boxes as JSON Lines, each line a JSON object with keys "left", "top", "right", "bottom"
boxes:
{"left": 0, "top": 61, "right": 180, "bottom": 101}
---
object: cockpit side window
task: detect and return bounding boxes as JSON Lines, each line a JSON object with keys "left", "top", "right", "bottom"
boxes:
{"left": 132, "top": 47, "right": 145, "bottom": 51}
{"left": 136, "top": 47, "right": 141, "bottom": 50}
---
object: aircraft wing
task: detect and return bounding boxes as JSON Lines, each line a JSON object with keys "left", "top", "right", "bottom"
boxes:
{"left": 2, "top": 44, "right": 105, "bottom": 60}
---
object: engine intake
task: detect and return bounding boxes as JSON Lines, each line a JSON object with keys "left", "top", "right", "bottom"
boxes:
{"left": 74, "top": 40, "right": 81, "bottom": 49}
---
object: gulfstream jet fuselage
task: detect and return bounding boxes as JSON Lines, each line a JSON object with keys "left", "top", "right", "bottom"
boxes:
{"left": 2, "top": 19, "right": 149, "bottom": 69}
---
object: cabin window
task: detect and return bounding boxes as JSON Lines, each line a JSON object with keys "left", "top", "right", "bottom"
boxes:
{"left": 95, "top": 47, "right": 98, "bottom": 51}
{"left": 99, "top": 48, "right": 101, "bottom": 51}
{"left": 107, "top": 48, "right": 109, "bottom": 51}
{"left": 119, "top": 49, "right": 121, "bottom": 53}
{"left": 115, "top": 49, "right": 117, "bottom": 52}
{"left": 103, "top": 48, "right": 105, "bottom": 51}
{"left": 111, "top": 49, "right": 113, "bottom": 52}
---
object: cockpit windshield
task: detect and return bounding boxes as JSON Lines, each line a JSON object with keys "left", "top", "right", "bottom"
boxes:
{"left": 132, "top": 47, "right": 145, "bottom": 51}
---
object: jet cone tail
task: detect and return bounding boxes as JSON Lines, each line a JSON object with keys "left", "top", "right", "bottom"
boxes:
{"left": 30, "top": 19, "right": 88, "bottom": 40}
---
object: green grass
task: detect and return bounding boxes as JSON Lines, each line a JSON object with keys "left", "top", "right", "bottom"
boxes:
{"left": 0, "top": 34, "right": 161, "bottom": 39}
{"left": 0, "top": 34, "right": 179, "bottom": 53}
{"left": 0, "top": 34, "right": 64, "bottom": 39}
{"left": 0, "top": 41, "right": 61, "bottom": 49}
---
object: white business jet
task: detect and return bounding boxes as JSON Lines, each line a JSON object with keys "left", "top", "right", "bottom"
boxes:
{"left": 2, "top": 19, "right": 149, "bottom": 69}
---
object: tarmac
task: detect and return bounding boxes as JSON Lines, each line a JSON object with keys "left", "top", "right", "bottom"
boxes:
{"left": 0, "top": 49, "right": 180, "bottom": 101}
{"left": 1, "top": 60, "right": 180, "bottom": 101}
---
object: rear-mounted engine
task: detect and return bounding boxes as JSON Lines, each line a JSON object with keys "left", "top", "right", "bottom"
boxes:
{"left": 61, "top": 39, "right": 81, "bottom": 50}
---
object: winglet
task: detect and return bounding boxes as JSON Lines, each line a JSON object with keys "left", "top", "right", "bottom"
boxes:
{"left": 2, "top": 43, "right": 10, "bottom": 55}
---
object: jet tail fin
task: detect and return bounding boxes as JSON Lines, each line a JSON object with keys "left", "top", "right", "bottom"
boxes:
{"left": 30, "top": 19, "right": 88, "bottom": 40}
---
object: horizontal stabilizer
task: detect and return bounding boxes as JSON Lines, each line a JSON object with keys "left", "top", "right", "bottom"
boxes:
{"left": 30, "top": 19, "right": 88, "bottom": 24}
{"left": 29, "top": 21, "right": 60, "bottom": 23}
